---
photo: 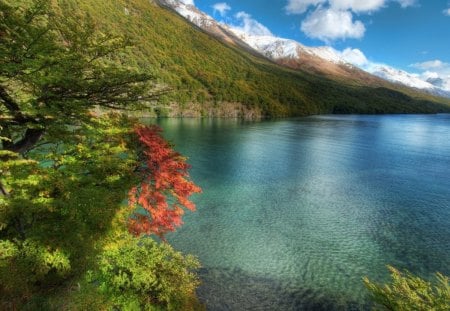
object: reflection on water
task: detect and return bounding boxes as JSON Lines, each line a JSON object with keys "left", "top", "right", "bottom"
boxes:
{"left": 149, "top": 115, "right": 450, "bottom": 310}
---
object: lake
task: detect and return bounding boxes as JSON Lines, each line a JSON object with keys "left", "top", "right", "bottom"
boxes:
{"left": 153, "top": 114, "right": 450, "bottom": 310}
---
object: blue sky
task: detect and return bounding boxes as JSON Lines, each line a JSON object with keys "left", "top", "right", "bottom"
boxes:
{"left": 184, "top": 0, "right": 450, "bottom": 83}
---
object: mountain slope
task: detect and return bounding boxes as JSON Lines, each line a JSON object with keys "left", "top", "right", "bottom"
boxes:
{"left": 55, "top": 0, "right": 450, "bottom": 117}
{"left": 161, "top": 0, "right": 450, "bottom": 100}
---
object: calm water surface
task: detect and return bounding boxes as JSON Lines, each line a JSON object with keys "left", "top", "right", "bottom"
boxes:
{"left": 153, "top": 115, "right": 450, "bottom": 310}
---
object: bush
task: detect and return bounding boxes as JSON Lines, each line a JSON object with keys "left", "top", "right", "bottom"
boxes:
{"left": 364, "top": 266, "right": 450, "bottom": 310}
{"left": 91, "top": 233, "right": 202, "bottom": 311}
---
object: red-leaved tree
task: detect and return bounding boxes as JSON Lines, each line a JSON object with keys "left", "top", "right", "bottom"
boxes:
{"left": 128, "top": 125, "right": 201, "bottom": 239}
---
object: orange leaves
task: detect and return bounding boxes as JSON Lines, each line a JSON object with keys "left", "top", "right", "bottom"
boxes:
{"left": 128, "top": 125, "right": 201, "bottom": 238}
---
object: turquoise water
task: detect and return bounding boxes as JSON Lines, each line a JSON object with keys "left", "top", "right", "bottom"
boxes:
{"left": 154, "top": 115, "right": 450, "bottom": 310}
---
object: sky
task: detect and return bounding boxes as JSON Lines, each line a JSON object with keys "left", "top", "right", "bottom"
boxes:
{"left": 182, "top": 0, "right": 450, "bottom": 86}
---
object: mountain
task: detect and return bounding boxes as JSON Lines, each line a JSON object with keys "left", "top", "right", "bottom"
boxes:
{"left": 156, "top": 0, "right": 262, "bottom": 55}
{"left": 370, "top": 65, "right": 432, "bottom": 89}
{"left": 161, "top": 0, "right": 450, "bottom": 99}
{"left": 427, "top": 77, "right": 445, "bottom": 88}
{"left": 369, "top": 65, "right": 450, "bottom": 98}
{"left": 159, "top": 0, "right": 364, "bottom": 80}
{"left": 52, "top": 0, "right": 450, "bottom": 117}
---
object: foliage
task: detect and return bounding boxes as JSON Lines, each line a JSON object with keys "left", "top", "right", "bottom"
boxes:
{"left": 0, "top": 0, "right": 161, "bottom": 154}
{"left": 0, "top": 115, "right": 201, "bottom": 309}
{"left": 0, "top": 114, "right": 138, "bottom": 306}
{"left": 91, "top": 233, "right": 201, "bottom": 311}
{"left": 0, "top": 1, "right": 201, "bottom": 309}
{"left": 128, "top": 125, "right": 201, "bottom": 238}
{"left": 364, "top": 266, "right": 450, "bottom": 311}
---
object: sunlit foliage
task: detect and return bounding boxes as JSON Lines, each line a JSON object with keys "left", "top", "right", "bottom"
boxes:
{"left": 0, "top": 1, "right": 201, "bottom": 309}
{"left": 364, "top": 266, "right": 450, "bottom": 311}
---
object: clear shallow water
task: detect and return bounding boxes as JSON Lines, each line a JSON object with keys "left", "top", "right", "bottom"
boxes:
{"left": 153, "top": 115, "right": 450, "bottom": 310}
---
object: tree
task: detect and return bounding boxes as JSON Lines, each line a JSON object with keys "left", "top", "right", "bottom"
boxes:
{"left": 364, "top": 266, "right": 450, "bottom": 311}
{"left": 0, "top": 114, "right": 139, "bottom": 306}
{"left": 0, "top": 0, "right": 161, "bottom": 156}
{"left": 128, "top": 125, "right": 201, "bottom": 239}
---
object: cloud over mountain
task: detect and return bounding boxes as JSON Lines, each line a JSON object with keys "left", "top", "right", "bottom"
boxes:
{"left": 212, "top": 2, "right": 231, "bottom": 17}
{"left": 285, "top": 0, "right": 416, "bottom": 41}
{"left": 340, "top": 48, "right": 369, "bottom": 66}
{"left": 231, "top": 11, "right": 273, "bottom": 36}
{"left": 300, "top": 7, "right": 365, "bottom": 41}
{"left": 285, "top": 0, "right": 326, "bottom": 14}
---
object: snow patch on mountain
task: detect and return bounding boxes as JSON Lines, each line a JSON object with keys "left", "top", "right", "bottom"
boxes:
{"left": 369, "top": 65, "right": 434, "bottom": 89}
{"left": 158, "top": 0, "right": 215, "bottom": 28}
{"left": 367, "top": 64, "right": 450, "bottom": 97}
{"left": 226, "top": 27, "right": 349, "bottom": 65}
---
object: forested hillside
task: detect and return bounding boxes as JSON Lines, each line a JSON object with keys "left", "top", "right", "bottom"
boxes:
{"left": 52, "top": 0, "right": 450, "bottom": 117}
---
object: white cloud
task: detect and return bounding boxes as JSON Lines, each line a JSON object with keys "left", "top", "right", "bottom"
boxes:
{"left": 411, "top": 60, "right": 450, "bottom": 71}
{"left": 301, "top": 8, "right": 365, "bottom": 41}
{"left": 212, "top": 2, "right": 231, "bottom": 17}
{"left": 396, "top": 0, "right": 416, "bottom": 8}
{"left": 179, "top": 0, "right": 195, "bottom": 5}
{"left": 285, "top": 0, "right": 413, "bottom": 14}
{"left": 329, "top": 0, "right": 386, "bottom": 12}
{"left": 340, "top": 47, "right": 369, "bottom": 66}
{"left": 285, "top": 0, "right": 417, "bottom": 42}
{"left": 231, "top": 11, "right": 273, "bottom": 36}
{"left": 285, "top": 0, "right": 326, "bottom": 14}
{"left": 443, "top": 8, "right": 450, "bottom": 16}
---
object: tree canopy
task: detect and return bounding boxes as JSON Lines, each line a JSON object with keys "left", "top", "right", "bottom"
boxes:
{"left": 0, "top": 1, "right": 201, "bottom": 309}
{"left": 0, "top": 0, "right": 163, "bottom": 154}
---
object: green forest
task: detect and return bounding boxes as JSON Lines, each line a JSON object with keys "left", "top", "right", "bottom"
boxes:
{"left": 1, "top": 0, "right": 449, "bottom": 310}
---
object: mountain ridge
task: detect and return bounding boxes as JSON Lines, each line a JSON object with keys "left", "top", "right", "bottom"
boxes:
{"left": 53, "top": 0, "right": 450, "bottom": 117}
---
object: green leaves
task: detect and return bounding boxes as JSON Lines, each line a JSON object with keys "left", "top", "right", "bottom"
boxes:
{"left": 364, "top": 266, "right": 450, "bottom": 311}
{"left": 1, "top": 0, "right": 161, "bottom": 154}
{"left": 0, "top": 1, "right": 202, "bottom": 309}
{"left": 0, "top": 114, "right": 138, "bottom": 301}
{"left": 93, "top": 233, "right": 200, "bottom": 311}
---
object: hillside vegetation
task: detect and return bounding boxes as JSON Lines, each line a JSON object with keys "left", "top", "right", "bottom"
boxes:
{"left": 54, "top": 0, "right": 450, "bottom": 117}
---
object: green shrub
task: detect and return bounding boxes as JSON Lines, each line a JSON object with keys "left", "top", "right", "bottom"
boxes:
{"left": 364, "top": 266, "right": 450, "bottom": 310}
{"left": 91, "top": 233, "right": 202, "bottom": 311}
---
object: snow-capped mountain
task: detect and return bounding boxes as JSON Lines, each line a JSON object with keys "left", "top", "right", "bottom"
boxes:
{"left": 158, "top": 0, "right": 350, "bottom": 66}
{"left": 368, "top": 65, "right": 450, "bottom": 97}
{"left": 226, "top": 28, "right": 348, "bottom": 65}
{"left": 158, "top": 0, "right": 450, "bottom": 98}
{"left": 157, "top": 0, "right": 248, "bottom": 46}
{"left": 158, "top": 0, "right": 214, "bottom": 28}
{"left": 370, "top": 65, "right": 434, "bottom": 89}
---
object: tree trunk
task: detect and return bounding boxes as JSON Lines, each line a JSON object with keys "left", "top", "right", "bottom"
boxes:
{"left": 0, "top": 182, "right": 9, "bottom": 196}
{"left": 3, "top": 128, "right": 45, "bottom": 155}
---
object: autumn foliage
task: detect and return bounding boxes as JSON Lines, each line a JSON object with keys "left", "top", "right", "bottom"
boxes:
{"left": 128, "top": 125, "right": 201, "bottom": 238}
